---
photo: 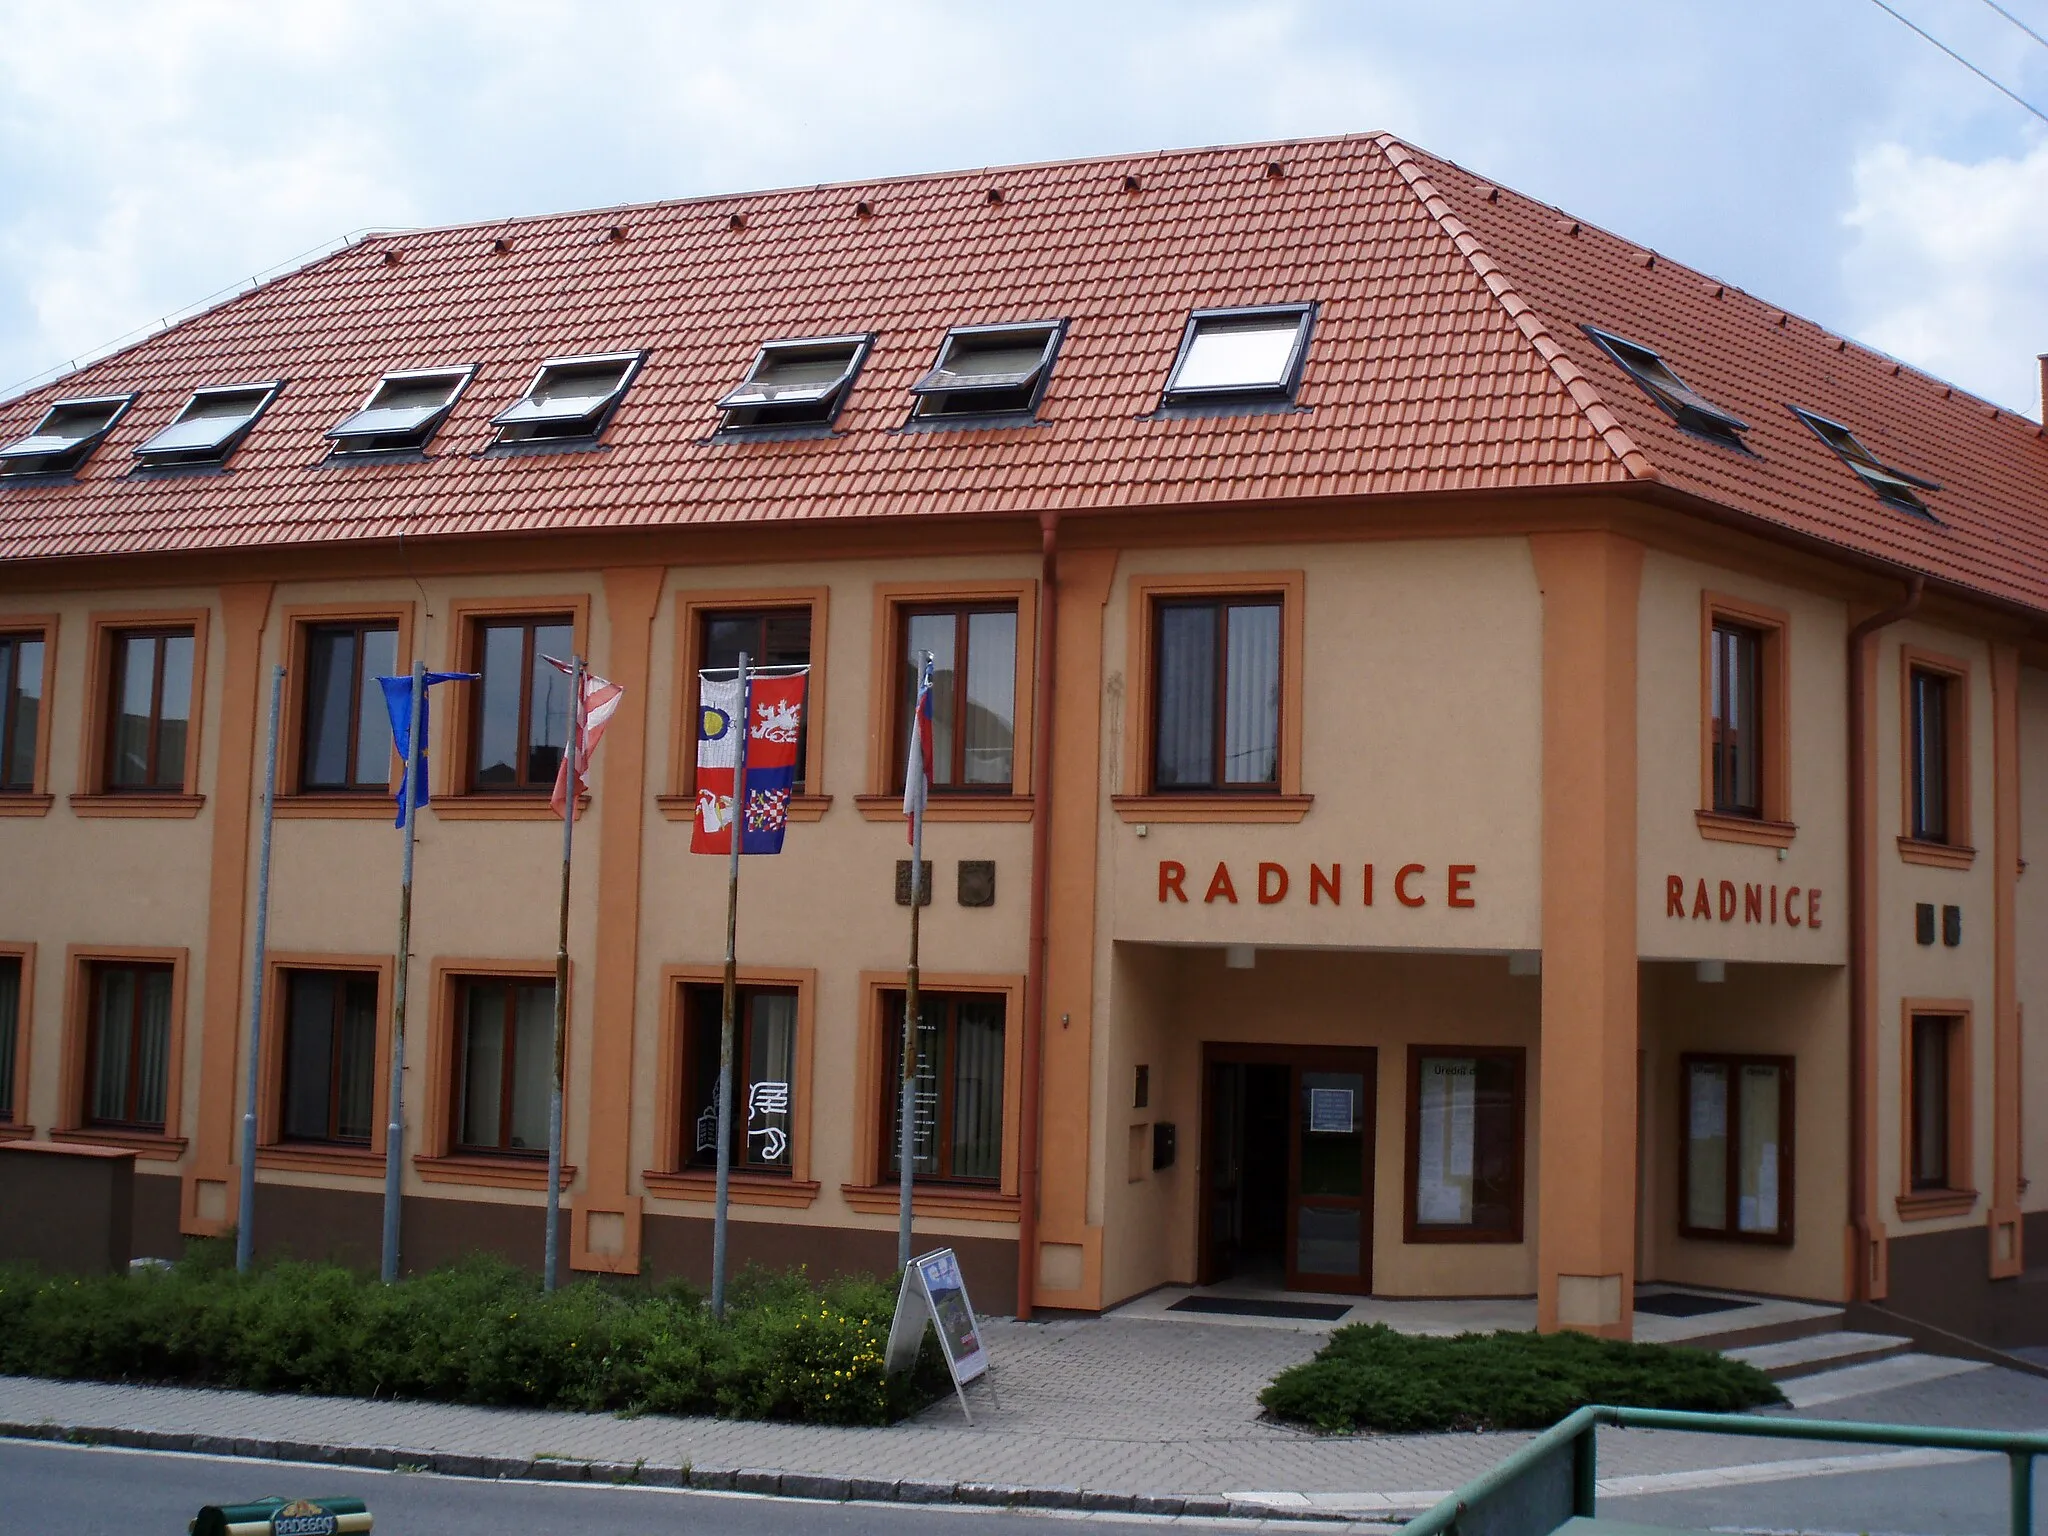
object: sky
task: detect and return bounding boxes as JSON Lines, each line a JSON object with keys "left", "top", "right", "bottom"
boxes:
{"left": 1, "top": 0, "right": 2046, "bottom": 416}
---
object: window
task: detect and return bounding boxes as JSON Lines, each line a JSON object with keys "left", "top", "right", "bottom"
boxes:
{"left": 278, "top": 969, "right": 378, "bottom": 1144}
{"left": 681, "top": 985, "right": 796, "bottom": 1173}
{"left": 1902, "top": 1010, "right": 1973, "bottom": 1208}
{"left": 1900, "top": 649, "right": 1970, "bottom": 860}
{"left": 0, "top": 630, "right": 46, "bottom": 792}
{"left": 880, "top": 991, "right": 1006, "bottom": 1184}
{"left": 1909, "top": 668, "right": 1951, "bottom": 844}
{"left": 469, "top": 615, "right": 574, "bottom": 791}
{"left": 1405, "top": 1049, "right": 1525, "bottom": 1242}
{"left": 0, "top": 954, "right": 20, "bottom": 1123}
{"left": 1681, "top": 1054, "right": 1793, "bottom": 1242}
{"left": 490, "top": 352, "right": 642, "bottom": 445}
{"left": 132, "top": 383, "right": 281, "bottom": 468}
{"left": 1161, "top": 304, "right": 1314, "bottom": 406}
{"left": 716, "top": 335, "right": 872, "bottom": 432}
{"left": 85, "top": 962, "right": 174, "bottom": 1131}
{"left": 897, "top": 606, "right": 1018, "bottom": 791}
{"left": 106, "top": 628, "right": 196, "bottom": 792}
{"left": 327, "top": 367, "right": 473, "bottom": 455}
{"left": 1152, "top": 596, "right": 1281, "bottom": 791}
{"left": 0, "top": 394, "right": 133, "bottom": 477}
{"left": 301, "top": 623, "right": 399, "bottom": 792}
{"left": 1709, "top": 620, "right": 1763, "bottom": 817}
{"left": 1791, "top": 407, "right": 1941, "bottom": 518}
{"left": 1584, "top": 328, "right": 1747, "bottom": 445}
{"left": 1910, "top": 1016, "right": 1954, "bottom": 1190}
{"left": 452, "top": 977, "right": 554, "bottom": 1155}
{"left": 910, "top": 322, "right": 1062, "bottom": 420}
{"left": 700, "top": 609, "right": 811, "bottom": 792}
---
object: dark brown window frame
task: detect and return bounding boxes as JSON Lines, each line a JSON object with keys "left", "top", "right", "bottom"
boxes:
{"left": 82, "top": 960, "right": 176, "bottom": 1132}
{"left": 276, "top": 967, "right": 380, "bottom": 1146}
{"left": 105, "top": 626, "right": 198, "bottom": 793}
{"left": 877, "top": 988, "right": 1007, "bottom": 1187}
{"left": 0, "top": 628, "right": 47, "bottom": 794}
{"left": 1898, "top": 646, "right": 1973, "bottom": 865}
{"left": 298, "top": 620, "right": 402, "bottom": 793}
{"left": 1902, "top": 1008, "right": 1974, "bottom": 1202}
{"left": 465, "top": 611, "right": 576, "bottom": 794}
{"left": 696, "top": 606, "right": 814, "bottom": 795}
{"left": 680, "top": 982, "right": 799, "bottom": 1175}
{"left": 1401, "top": 1045, "right": 1526, "bottom": 1244}
{"left": 1709, "top": 619, "right": 1765, "bottom": 817}
{"left": 1678, "top": 1051, "right": 1796, "bottom": 1245}
{"left": 1148, "top": 593, "right": 1286, "bottom": 795}
{"left": 892, "top": 602, "right": 1020, "bottom": 795}
{"left": 449, "top": 974, "right": 555, "bottom": 1157}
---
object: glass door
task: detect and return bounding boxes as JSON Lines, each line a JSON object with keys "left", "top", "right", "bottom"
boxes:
{"left": 1286, "top": 1054, "right": 1375, "bottom": 1292}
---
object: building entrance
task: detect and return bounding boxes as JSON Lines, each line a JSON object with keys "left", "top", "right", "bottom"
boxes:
{"left": 1200, "top": 1044, "right": 1376, "bottom": 1293}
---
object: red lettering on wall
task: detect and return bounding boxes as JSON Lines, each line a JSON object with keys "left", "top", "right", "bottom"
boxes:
{"left": 1159, "top": 861, "right": 1188, "bottom": 903}
{"left": 1771, "top": 884, "right": 1779, "bottom": 924}
{"left": 1667, "top": 875, "right": 1686, "bottom": 918}
{"left": 1447, "top": 865, "right": 1476, "bottom": 909}
{"left": 1807, "top": 888, "right": 1822, "bottom": 929}
{"left": 1785, "top": 885, "right": 1802, "bottom": 927}
{"left": 1718, "top": 880, "right": 1737, "bottom": 922}
{"left": 1309, "top": 863, "right": 1340, "bottom": 905}
{"left": 1692, "top": 879, "right": 1711, "bottom": 920}
{"left": 1744, "top": 884, "right": 1763, "bottom": 924}
{"left": 1395, "top": 864, "right": 1427, "bottom": 907}
{"left": 1258, "top": 862, "right": 1289, "bottom": 904}
{"left": 1204, "top": 862, "right": 1239, "bottom": 904}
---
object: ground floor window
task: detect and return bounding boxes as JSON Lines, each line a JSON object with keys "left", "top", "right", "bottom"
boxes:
{"left": 453, "top": 976, "right": 554, "bottom": 1155}
{"left": 0, "top": 954, "right": 19, "bottom": 1122}
{"left": 1907, "top": 1011, "right": 1970, "bottom": 1195}
{"left": 881, "top": 991, "right": 1005, "bottom": 1183}
{"left": 1404, "top": 1047, "right": 1524, "bottom": 1242}
{"left": 683, "top": 983, "right": 796, "bottom": 1172}
{"left": 1681, "top": 1053, "right": 1793, "bottom": 1242}
{"left": 86, "top": 962, "right": 173, "bottom": 1130}
{"left": 279, "top": 969, "right": 377, "bottom": 1144}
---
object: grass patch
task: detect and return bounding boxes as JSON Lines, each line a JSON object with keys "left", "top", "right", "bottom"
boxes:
{"left": 0, "top": 1252, "right": 948, "bottom": 1426}
{"left": 1259, "top": 1323, "right": 1784, "bottom": 1433}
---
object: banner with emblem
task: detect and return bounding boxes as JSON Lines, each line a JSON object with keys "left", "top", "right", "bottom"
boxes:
{"left": 691, "top": 669, "right": 808, "bottom": 855}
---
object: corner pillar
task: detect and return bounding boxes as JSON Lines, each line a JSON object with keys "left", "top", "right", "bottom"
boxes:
{"left": 1989, "top": 642, "right": 2024, "bottom": 1278}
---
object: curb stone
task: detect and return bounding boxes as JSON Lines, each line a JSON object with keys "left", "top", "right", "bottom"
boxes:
{"left": 0, "top": 1417, "right": 1394, "bottom": 1523}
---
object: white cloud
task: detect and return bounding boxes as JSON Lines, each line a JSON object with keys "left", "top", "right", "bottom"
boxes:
{"left": 1841, "top": 136, "right": 2048, "bottom": 419}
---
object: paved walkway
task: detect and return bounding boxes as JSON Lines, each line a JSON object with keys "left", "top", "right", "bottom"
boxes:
{"left": 3, "top": 1315, "right": 2042, "bottom": 1521}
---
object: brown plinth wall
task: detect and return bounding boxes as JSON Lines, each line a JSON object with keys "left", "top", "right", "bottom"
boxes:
{"left": 1877, "top": 1213, "right": 2048, "bottom": 1350}
{"left": 642, "top": 1215, "right": 1019, "bottom": 1314}
{"left": 135, "top": 1173, "right": 184, "bottom": 1262}
{"left": 0, "top": 1144, "right": 135, "bottom": 1274}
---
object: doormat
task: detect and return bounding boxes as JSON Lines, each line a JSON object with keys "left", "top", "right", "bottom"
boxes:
{"left": 1168, "top": 1295, "right": 1353, "bottom": 1321}
{"left": 1633, "top": 1290, "right": 1755, "bottom": 1318}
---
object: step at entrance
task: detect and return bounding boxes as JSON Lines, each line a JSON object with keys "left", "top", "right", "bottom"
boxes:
{"left": 1725, "top": 1330, "right": 1914, "bottom": 1380}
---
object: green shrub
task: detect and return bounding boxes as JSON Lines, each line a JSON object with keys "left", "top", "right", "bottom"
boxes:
{"left": 1259, "top": 1323, "right": 1784, "bottom": 1433}
{"left": 0, "top": 1257, "right": 946, "bottom": 1426}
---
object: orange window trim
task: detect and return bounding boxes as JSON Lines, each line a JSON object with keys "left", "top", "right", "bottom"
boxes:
{"left": 865, "top": 578, "right": 1037, "bottom": 805}
{"left": 418, "top": 956, "right": 571, "bottom": 1182}
{"left": 663, "top": 585, "right": 830, "bottom": 823}
{"left": 1118, "top": 570, "right": 1306, "bottom": 816}
{"left": 0, "top": 940, "right": 36, "bottom": 1136}
{"left": 275, "top": 601, "right": 416, "bottom": 809}
{"left": 645, "top": 963, "right": 817, "bottom": 1204}
{"left": 73, "top": 606, "right": 211, "bottom": 809}
{"left": 1897, "top": 642, "right": 1974, "bottom": 865}
{"left": 1897, "top": 998, "right": 1976, "bottom": 1219}
{"left": 0, "top": 614, "right": 58, "bottom": 814}
{"left": 53, "top": 944, "right": 191, "bottom": 1159}
{"left": 1697, "top": 591, "right": 1791, "bottom": 843}
{"left": 436, "top": 593, "right": 591, "bottom": 806}
{"left": 253, "top": 951, "right": 394, "bottom": 1177}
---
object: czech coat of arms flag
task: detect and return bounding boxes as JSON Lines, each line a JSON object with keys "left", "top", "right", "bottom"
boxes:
{"left": 692, "top": 670, "right": 807, "bottom": 854}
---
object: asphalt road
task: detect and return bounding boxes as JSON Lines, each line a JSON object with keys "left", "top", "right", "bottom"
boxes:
{"left": 0, "top": 1441, "right": 1352, "bottom": 1536}
{"left": 1608, "top": 1452, "right": 2035, "bottom": 1536}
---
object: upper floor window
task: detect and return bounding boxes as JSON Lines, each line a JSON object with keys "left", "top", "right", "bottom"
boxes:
{"left": 470, "top": 615, "right": 574, "bottom": 792}
{"left": 107, "top": 629, "right": 196, "bottom": 792}
{"left": 716, "top": 335, "right": 871, "bottom": 433}
{"left": 682, "top": 983, "right": 796, "bottom": 1173}
{"left": 327, "top": 367, "right": 473, "bottom": 456}
{"left": 490, "top": 353, "right": 642, "bottom": 446}
{"left": 700, "top": 608, "right": 811, "bottom": 793}
{"left": 897, "top": 605, "right": 1017, "bottom": 791}
{"left": 279, "top": 969, "right": 377, "bottom": 1145}
{"left": 1152, "top": 596, "right": 1281, "bottom": 792}
{"left": 1909, "top": 667, "right": 1952, "bottom": 844}
{"left": 1161, "top": 304, "right": 1313, "bottom": 407}
{"left": 881, "top": 990, "right": 1006, "bottom": 1185}
{"left": 86, "top": 961, "right": 174, "bottom": 1131}
{"left": 453, "top": 976, "right": 554, "bottom": 1156}
{"left": 0, "top": 394, "right": 134, "bottom": 477}
{"left": 302, "top": 622, "right": 399, "bottom": 792}
{"left": 132, "top": 383, "right": 280, "bottom": 469}
{"left": 910, "top": 322, "right": 1062, "bottom": 420}
{"left": 0, "top": 629, "right": 46, "bottom": 792}
{"left": 1709, "top": 620, "right": 1763, "bottom": 818}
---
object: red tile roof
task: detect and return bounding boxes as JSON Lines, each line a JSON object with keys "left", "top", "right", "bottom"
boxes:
{"left": 2, "top": 132, "right": 2045, "bottom": 616}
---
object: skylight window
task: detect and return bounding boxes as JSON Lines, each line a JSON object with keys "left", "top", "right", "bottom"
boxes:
{"left": 1790, "top": 407, "right": 1942, "bottom": 518}
{"left": 716, "top": 335, "right": 872, "bottom": 432}
{"left": 910, "top": 322, "right": 1063, "bottom": 420}
{"left": 1161, "top": 304, "right": 1314, "bottom": 405}
{"left": 490, "top": 352, "right": 644, "bottom": 445}
{"left": 1585, "top": 327, "right": 1748, "bottom": 445}
{"left": 327, "top": 366, "right": 475, "bottom": 455}
{"left": 0, "top": 394, "right": 134, "bottom": 477}
{"left": 132, "top": 383, "right": 281, "bottom": 468}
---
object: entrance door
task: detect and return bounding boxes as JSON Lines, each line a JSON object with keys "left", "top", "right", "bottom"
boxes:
{"left": 1202, "top": 1045, "right": 1376, "bottom": 1293}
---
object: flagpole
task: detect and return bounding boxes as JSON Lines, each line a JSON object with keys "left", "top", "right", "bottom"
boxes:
{"left": 236, "top": 662, "right": 285, "bottom": 1274}
{"left": 898, "top": 652, "right": 931, "bottom": 1273}
{"left": 712, "top": 650, "right": 750, "bottom": 1320}
{"left": 544, "top": 655, "right": 583, "bottom": 1294}
{"left": 381, "top": 660, "right": 425, "bottom": 1285}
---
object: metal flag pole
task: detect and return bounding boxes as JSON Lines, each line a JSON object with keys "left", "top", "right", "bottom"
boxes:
{"left": 711, "top": 650, "right": 750, "bottom": 1320}
{"left": 236, "top": 662, "right": 285, "bottom": 1274}
{"left": 381, "top": 660, "right": 426, "bottom": 1284}
{"left": 897, "top": 653, "right": 930, "bottom": 1273}
{"left": 544, "top": 656, "right": 584, "bottom": 1294}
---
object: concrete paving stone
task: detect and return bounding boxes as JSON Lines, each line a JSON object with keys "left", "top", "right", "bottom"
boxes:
{"left": 778, "top": 1471, "right": 850, "bottom": 1500}
{"left": 846, "top": 1476, "right": 901, "bottom": 1501}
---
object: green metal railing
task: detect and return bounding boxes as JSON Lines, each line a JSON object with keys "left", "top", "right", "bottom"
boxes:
{"left": 1397, "top": 1406, "right": 2045, "bottom": 1536}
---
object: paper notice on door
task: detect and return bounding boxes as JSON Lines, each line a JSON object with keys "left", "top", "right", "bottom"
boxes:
{"left": 1415, "top": 1058, "right": 1473, "bottom": 1224}
{"left": 1448, "top": 1065, "right": 1475, "bottom": 1178}
{"left": 1307, "top": 1087, "right": 1354, "bottom": 1134}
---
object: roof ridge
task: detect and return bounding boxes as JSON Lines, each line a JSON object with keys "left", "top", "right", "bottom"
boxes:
{"left": 1372, "top": 134, "right": 1660, "bottom": 483}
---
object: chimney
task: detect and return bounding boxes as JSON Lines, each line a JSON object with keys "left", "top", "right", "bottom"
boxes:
{"left": 2040, "top": 354, "right": 2047, "bottom": 423}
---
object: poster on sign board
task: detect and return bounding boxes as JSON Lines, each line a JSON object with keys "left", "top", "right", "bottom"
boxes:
{"left": 883, "top": 1247, "right": 997, "bottom": 1421}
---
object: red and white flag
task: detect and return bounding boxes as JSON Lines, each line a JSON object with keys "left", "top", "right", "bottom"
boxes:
{"left": 902, "top": 653, "right": 935, "bottom": 845}
{"left": 543, "top": 657, "right": 625, "bottom": 818}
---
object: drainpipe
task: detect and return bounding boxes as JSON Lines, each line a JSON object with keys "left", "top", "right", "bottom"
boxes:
{"left": 1847, "top": 573, "right": 1922, "bottom": 1301}
{"left": 1017, "top": 511, "right": 1059, "bottom": 1320}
